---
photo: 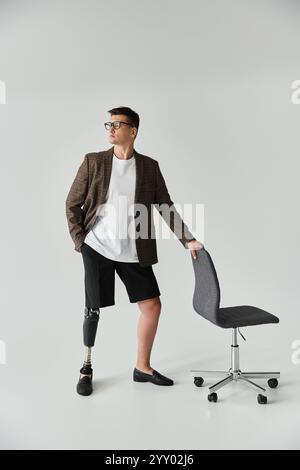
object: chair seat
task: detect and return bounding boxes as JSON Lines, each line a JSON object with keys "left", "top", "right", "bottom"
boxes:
{"left": 218, "top": 305, "right": 280, "bottom": 328}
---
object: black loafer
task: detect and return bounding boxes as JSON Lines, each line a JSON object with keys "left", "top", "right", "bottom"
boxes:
{"left": 77, "top": 367, "right": 93, "bottom": 396}
{"left": 133, "top": 368, "right": 174, "bottom": 386}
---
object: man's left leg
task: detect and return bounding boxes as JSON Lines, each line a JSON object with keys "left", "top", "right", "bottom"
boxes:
{"left": 135, "top": 296, "right": 161, "bottom": 374}
{"left": 115, "top": 261, "right": 174, "bottom": 385}
{"left": 134, "top": 296, "right": 174, "bottom": 385}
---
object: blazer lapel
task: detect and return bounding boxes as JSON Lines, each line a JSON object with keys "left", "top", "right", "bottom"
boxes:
{"left": 133, "top": 148, "right": 144, "bottom": 203}
{"left": 102, "top": 146, "right": 144, "bottom": 203}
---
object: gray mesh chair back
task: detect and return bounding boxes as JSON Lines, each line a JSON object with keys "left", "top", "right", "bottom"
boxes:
{"left": 191, "top": 248, "right": 279, "bottom": 329}
{"left": 191, "top": 248, "right": 221, "bottom": 326}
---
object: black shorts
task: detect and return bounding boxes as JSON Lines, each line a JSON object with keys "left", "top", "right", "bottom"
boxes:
{"left": 81, "top": 242, "right": 161, "bottom": 308}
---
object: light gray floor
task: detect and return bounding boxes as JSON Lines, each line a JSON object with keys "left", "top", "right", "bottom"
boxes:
{"left": 1, "top": 315, "right": 299, "bottom": 450}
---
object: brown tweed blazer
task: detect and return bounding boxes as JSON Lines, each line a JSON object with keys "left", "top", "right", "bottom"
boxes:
{"left": 65, "top": 146, "right": 195, "bottom": 267}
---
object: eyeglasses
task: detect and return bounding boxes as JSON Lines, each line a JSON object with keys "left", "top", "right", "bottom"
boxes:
{"left": 104, "top": 121, "right": 134, "bottom": 130}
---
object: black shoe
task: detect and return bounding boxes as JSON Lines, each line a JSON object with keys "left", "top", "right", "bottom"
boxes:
{"left": 77, "top": 367, "right": 93, "bottom": 396}
{"left": 133, "top": 368, "right": 174, "bottom": 386}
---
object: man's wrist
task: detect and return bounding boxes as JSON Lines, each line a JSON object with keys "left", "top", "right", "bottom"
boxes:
{"left": 185, "top": 238, "right": 196, "bottom": 248}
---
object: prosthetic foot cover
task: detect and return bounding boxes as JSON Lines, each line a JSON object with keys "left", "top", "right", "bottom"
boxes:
{"left": 83, "top": 307, "right": 100, "bottom": 347}
{"left": 80, "top": 365, "right": 93, "bottom": 376}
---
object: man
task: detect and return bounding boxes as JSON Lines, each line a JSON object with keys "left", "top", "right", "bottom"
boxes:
{"left": 65, "top": 106, "right": 204, "bottom": 396}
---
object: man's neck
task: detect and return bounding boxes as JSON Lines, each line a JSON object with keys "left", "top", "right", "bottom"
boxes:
{"left": 113, "top": 145, "right": 134, "bottom": 160}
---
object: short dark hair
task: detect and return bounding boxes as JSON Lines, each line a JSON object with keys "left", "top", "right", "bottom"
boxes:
{"left": 107, "top": 106, "right": 140, "bottom": 130}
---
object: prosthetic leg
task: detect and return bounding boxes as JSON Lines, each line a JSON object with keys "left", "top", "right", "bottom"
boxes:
{"left": 80, "top": 307, "right": 100, "bottom": 376}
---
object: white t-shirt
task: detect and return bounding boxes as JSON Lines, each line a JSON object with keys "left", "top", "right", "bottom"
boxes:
{"left": 84, "top": 153, "right": 139, "bottom": 262}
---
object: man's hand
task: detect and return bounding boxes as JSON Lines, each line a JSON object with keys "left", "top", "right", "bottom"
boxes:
{"left": 186, "top": 239, "right": 204, "bottom": 259}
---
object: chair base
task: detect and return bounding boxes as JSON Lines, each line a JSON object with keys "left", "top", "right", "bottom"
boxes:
{"left": 190, "top": 328, "right": 280, "bottom": 403}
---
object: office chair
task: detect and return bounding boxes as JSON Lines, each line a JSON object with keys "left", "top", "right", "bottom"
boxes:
{"left": 190, "top": 248, "right": 280, "bottom": 404}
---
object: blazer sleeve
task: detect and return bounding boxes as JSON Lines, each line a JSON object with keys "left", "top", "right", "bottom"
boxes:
{"left": 154, "top": 160, "right": 196, "bottom": 248}
{"left": 65, "top": 154, "right": 89, "bottom": 252}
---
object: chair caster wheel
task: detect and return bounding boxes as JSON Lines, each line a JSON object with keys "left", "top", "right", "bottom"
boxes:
{"left": 208, "top": 392, "right": 218, "bottom": 403}
{"left": 268, "top": 378, "right": 278, "bottom": 389}
{"left": 194, "top": 377, "right": 204, "bottom": 387}
{"left": 257, "top": 394, "right": 268, "bottom": 405}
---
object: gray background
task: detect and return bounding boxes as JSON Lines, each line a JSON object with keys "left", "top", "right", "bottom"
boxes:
{"left": 0, "top": 0, "right": 299, "bottom": 450}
